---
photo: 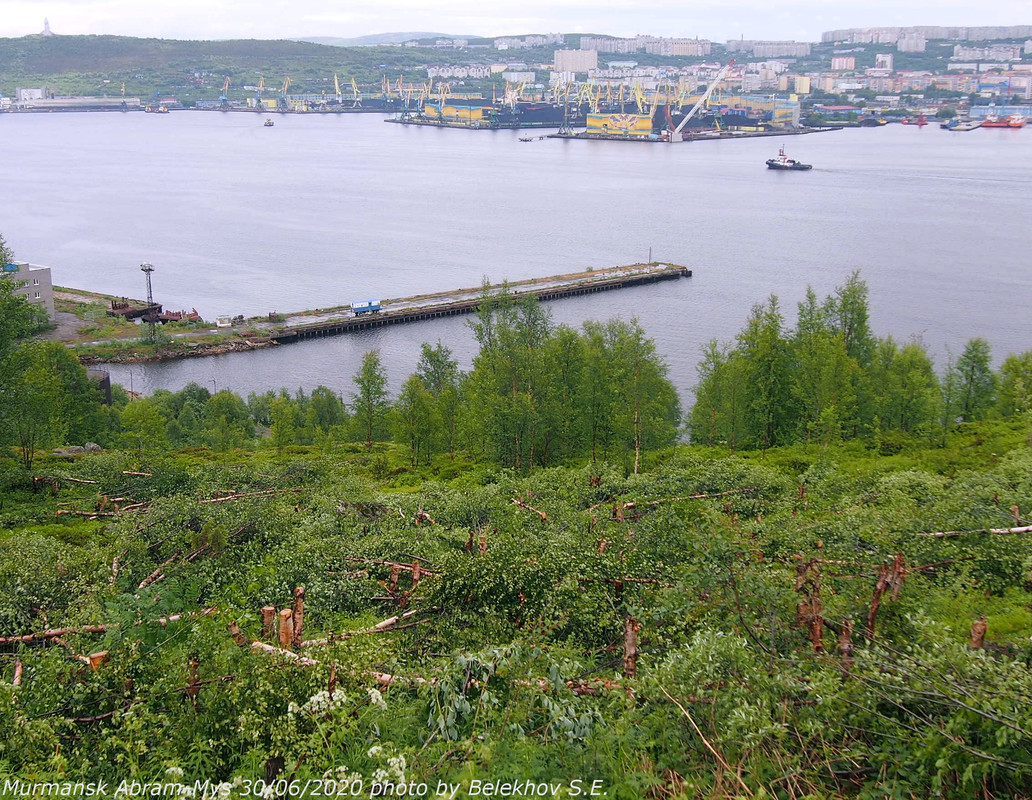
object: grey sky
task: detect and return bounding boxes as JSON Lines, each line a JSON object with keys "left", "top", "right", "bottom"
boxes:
{"left": 2, "top": 0, "right": 1027, "bottom": 43}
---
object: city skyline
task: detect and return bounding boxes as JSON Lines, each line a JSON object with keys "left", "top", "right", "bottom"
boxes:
{"left": 1, "top": 0, "right": 1028, "bottom": 44}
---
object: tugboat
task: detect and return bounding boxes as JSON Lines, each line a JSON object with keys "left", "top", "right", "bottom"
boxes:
{"left": 766, "top": 147, "right": 812, "bottom": 170}
{"left": 263, "top": 118, "right": 275, "bottom": 127}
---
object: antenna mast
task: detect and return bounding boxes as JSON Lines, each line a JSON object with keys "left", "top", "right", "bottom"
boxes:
{"left": 140, "top": 262, "right": 156, "bottom": 341}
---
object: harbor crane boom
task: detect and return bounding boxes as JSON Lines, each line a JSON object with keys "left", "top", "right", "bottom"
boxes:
{"left": 671, "top": 60, "right": 734, "bottom": 140}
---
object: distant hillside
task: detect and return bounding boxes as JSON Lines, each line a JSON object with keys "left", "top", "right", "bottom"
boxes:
{"left": 0, "top": 34, "right": 483, "bottom": 98}
{"left": 298, "top": 33, "right": 476, "bottom": 47}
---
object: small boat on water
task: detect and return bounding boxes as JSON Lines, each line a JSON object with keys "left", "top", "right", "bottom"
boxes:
{"left": 766, "top": 147, "right": 812, "bottom": 171}
{"left": 902, "top": 114, "right": 928, "bottom": 127}
{"left": 264, "top": 118, "right": 275, "bottom": 127}
{"left": 518, "top": 136, "right": 534, "bottom": 142}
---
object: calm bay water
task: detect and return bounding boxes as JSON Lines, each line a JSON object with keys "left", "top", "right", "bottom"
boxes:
{"left": 2, "top": 111, "right": 1030, "bottom": 400}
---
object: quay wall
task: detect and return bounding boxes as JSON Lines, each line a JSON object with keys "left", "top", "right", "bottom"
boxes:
{"left": 273, "top": 266, "right": 691, "bottom": 344}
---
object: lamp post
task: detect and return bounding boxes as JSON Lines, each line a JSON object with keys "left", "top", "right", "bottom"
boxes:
{"left": 140, "top": 263, "right": 156, "bottom": 341}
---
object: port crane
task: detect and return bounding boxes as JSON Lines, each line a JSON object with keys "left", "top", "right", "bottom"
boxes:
{"left": 350, "top": 78, "right": 362, "bottom": 108}
{"left": 670, "top": 60, "right": 734, "bottom": 141}
{"left": 278, "top": 76, "right": 291, "bottom": 110}
{"left": 334, "top": 74, "right": 342, "bottom": 105}
{"left": 219, "top": 77, "right": 230, "bottom": 108}
{"left": 255, "top": 76, "right": 265, "bottom": 110}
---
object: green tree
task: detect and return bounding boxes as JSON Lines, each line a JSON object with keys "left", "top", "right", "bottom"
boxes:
{"left": 955, "top": 338, "right": 996, "bottom": 421}
{"left": 605, "top": 318, "right": 679, "bottom": 473}
{"left": 351, "top": 350, "right": 390, "bottom": 449}
{"left": 738, "top": 297, "right": 791, "bottom": 448}
{"left": 415, "top": 341, "right": 459, "bottom": 396}
{"left": 119, "top": 398, "right": 170, "bottom": 454}
{"left": 393, "top": 374, "right": 435, "bottom": 465}
{"left": 309, "top": 385, "right": 346, "bottom": 434}
{"left": 201, "top": 390, "right": 253, "bottom": 450}
{"left": 689, "top": 340, "right": 748, "bottom": 450}
{"left": 997, "top": 351, "right": 1032, "bottom": 417}
{"left": 5, "top": 341, "right": 102, "bottom": 469}
{"left": 415, "top": 342, "right": 461, "bottom": 457}
{"left": 823, "top": 271, "right": 875, "bottom": 367}
{"left": 270, "top": 396, "right": 298, "bottom": 448}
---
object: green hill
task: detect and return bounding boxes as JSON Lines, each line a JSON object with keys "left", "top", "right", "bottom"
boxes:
{"left": 0, "top": 34, "right": 478, "bottom": 98}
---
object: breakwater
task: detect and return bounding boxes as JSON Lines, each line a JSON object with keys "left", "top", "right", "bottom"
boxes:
{"left": 272, "top": 263, "right": 691, "bottom": 344}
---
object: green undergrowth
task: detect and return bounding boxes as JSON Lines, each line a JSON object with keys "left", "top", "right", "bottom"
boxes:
{"left": 1, "top": 427, "right": 1031, "bottom": 798}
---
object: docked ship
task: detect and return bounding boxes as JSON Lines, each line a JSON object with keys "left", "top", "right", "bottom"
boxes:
{"left": 766, "top": 147, "right": 812, "bottom": 170}
{"left": 981, "top": 114, "right": 1027, "bottom": 128}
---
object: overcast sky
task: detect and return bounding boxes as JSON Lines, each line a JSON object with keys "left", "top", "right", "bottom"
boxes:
{"left": 1, "top": 0, "right": 1027, "bottom": 43}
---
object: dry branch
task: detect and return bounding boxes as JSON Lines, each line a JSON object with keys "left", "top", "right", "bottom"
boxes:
{"left": 300, "top": 610, "right": 425, "bottom": 648}
{"left": 199, "top": 489, "right": 295, "bottom": 505}
{"left": 0, "top": 608, "right": 216, "bottom": 646}
{"left": 511, "top": 498, "right": 548, "bottom": 520}
{"left": 251, "top": 641, "right": 319, "bottom": 666}
{"left": 138, "top": 553, "right": 181, "bottom": 590}
{"left": 866, "top": 554, "right": 906, "bottom": 641}
{"left": 918, "top": 525, "right": 1032, "bottom": 538}
{"left": 588, "top": 487, "right": 757, "bottom": 515}
{"left": 338, "top": 556, "right": 437, "bottom": 575}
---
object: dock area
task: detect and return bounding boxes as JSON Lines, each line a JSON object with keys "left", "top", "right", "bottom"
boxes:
{"left": 549, "top": 126, "right": 838, "bottom": 144}
{"left": 270, "top": 263, "right": 691, "bottom": 344}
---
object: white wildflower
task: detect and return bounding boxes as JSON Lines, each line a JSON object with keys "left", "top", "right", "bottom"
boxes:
{"left": 165, "top": 766, "right": 185, "bottom": 780}
{"left": 371, "top": 769, "right": 390, "bottom": 783}
{"left": 367, "top": 745, "right": 384, "bottom": 758}
{"left": 388, "top": 754, "right": 407, "bottom": 783}
{"left": 367, "top": 688, "right": 387, "bottom": 710}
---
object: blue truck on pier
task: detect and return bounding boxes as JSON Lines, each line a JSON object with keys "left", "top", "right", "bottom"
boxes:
{"left": 352, "top": 299, "right": 381, "bottom": 316}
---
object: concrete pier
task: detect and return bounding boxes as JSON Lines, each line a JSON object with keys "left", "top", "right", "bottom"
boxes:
{"left": 271, "top": 263, "right": 691, "bottom": 344}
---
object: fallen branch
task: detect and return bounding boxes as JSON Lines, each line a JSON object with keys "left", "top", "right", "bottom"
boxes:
{"left": 138, "top": 553, "right": 181, "bottom": 590}
{"left": 300, "top": 610, "right": 424, "bottom": 648}
{"left": 577, "top": 577, "right": 673, "bottom": 587}
{"left": 918, "top": 525, "right": 1032, "bottom": 538}
{"left": 251, "top": 641, "right": 319, "bottom": 666}
{"left": 0, "top": 608, "right": 217, "bottom": 646}
{"left": 199, "top": 489, "right": 295, "bottom": 505}
{"left": 587, "top": 487, "right": 757, "bottom": 515}
{"left": 511, "top": 498, "right": 547, "bottom": 521}
{"left": 338, "top": 556, "right": 438, "bottom": 575}
{"left": 122, "top": 471, "right": 153, "bottom": 477}
{"left": 660, "top": 687, "right": 755, "bottom": 797}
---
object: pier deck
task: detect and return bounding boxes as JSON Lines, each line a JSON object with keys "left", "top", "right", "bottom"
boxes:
{"left": 270, "top": 263, "right": 691, "bottom": 344}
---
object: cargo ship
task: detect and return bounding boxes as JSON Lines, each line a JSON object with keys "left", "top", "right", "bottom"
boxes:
{"left": 980, "top": 114, "right": 1027, "bottom": 128}
{"left": 392, "top": 100, "right": 588, "bottom": 129}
